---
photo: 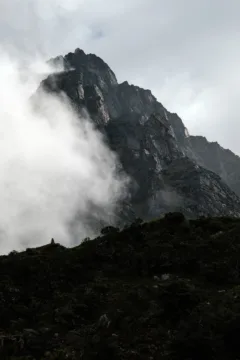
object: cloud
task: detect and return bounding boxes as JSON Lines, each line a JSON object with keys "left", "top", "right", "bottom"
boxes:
{"left": 0, "top": 51, "right": 127, "bottom": 254}
{"left": 0, "top": 0, "right": 239, "bottom": 153}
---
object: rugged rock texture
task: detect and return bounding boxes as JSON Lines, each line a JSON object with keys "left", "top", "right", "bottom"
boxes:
{"left": 157, "top": 111, "right": 240, "bottom": 198}
{"left": 161, "top": 157, "right": 240, "bottom": 218}
{"left": 2, "top": 215, "right": 240, "bottom": 359}
{"left": 183, "top": 135, "right": 240, "bottom": 197}
{"left": 40, "top": 48, "right": 240, "bottom": 220}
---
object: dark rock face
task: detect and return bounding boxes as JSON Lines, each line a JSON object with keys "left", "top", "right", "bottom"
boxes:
{"left": 162, "top": 112, "right": 240, "bottom": 198}
{"left": 39, "top": 48, "right": 240, "bottom": 220}
{"left": 182, "top": 135, "right": 240, "bottom": 197}
{"left": 160, "top": 157, "right": 240, "bottom": 218}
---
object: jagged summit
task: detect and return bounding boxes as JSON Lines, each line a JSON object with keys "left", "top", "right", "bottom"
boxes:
{"left": 48, "top": 48, "right": 118, "bottom": 87}
{"left": 74, "top": 47, "right": 86, "bottom": 56}
{"left": 40, "top": 48, "right": 240, "bottom": 220}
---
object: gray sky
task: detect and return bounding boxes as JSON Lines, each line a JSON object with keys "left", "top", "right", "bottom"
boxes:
{"left": 1, "top": 0, "right": 240, "bottom": 154}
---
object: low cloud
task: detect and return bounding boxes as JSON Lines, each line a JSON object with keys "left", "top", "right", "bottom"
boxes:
{"left": 0, "top": 51, "right": 127, "bottom": 254}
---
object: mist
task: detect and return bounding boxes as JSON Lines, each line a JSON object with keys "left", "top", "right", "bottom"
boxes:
{"left": 0, "top": 51, "right": 127, "bottom": 255}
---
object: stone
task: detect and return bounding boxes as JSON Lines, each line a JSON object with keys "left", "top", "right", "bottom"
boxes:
{"left": 35, "top": 48, "right": 240, "bottom": 224}
{"left": 98, "top": 314, "right": 111, "bottom": 328}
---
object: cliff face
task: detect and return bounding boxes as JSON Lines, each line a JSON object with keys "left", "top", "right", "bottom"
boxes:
{"left": 182, "top": 135, "right": 240, "bottom": 197}
{"left": 159, "top": 111, "right": 240, "bottom": 198}
{"left": 39, "top": 48, "right": 240, "bottom": 220}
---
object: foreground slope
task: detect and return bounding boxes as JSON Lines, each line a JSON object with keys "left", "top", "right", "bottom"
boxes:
{"left": 40, "top": 48, "right": 240, "bottom": 219}
{"left": 1, "top": 214, "right": 240, "bottom": 359}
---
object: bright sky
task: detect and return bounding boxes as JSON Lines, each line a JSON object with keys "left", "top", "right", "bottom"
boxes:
{"left": 1, "top": 0, "right": 240, "bottom": 154}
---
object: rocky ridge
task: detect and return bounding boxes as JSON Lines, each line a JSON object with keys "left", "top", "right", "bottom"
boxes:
{"left": 41, "top": 48, "right": 240, "bottom": 220}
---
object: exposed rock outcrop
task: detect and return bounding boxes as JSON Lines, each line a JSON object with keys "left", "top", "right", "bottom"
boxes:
{"left": 37, "top": 48, "right": 240, "bottom": 221}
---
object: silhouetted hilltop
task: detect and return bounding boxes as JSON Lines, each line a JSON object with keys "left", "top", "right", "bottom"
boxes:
{"left": 1, "top": 213, "right": 240, "bottom": 359}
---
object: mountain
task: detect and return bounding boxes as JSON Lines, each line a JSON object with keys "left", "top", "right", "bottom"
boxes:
{"left": 2, "top": 214, "right": 240, "bottom": 359}
{"left": 160, "top": 111, "right": 240, "bottom": 197}
{"left": 182, "top": 135, "right": 240, "bottom": 196}
{"left": 39, "top": 48, "right": 240, "bottom": 220}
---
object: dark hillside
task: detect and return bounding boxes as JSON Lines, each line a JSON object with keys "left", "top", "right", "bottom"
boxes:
{"left": 1, "top": 214, "right": 240, "bottom": 359}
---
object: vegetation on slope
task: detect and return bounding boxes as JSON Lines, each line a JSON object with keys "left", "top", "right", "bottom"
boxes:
{"left": 1, "top": 213, "right": 240, "bottom": 359}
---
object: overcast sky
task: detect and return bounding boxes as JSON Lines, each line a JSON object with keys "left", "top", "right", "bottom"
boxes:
{"left": 1, "top": 0, "right": 240, "bottom": 154}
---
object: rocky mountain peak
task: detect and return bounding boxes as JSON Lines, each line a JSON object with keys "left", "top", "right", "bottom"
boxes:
{"left": 39, "top": 48, "right": 240, "bottom": 221}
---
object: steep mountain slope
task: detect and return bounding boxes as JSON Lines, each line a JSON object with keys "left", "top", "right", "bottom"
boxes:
{"left": 2, "top": 215, "right": 240, "bottom": 359}
{"left": 184, "top": 135, "right": 240, "bottom": 196}
{"left": 162, "top": 111, "right": 240, "bottom": 197}
{"left": 39, "top": 48, "right": 240, "bottom": 220}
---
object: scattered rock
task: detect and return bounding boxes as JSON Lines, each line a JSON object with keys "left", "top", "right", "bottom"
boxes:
{"left": 98, "top": 314, "right": 111, "bottom": 328}
{"left": 161, "top": 274, "right": 170, "bottom": 281}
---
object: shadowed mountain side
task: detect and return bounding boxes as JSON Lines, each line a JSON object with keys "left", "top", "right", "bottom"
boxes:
{"left": 36, "top": 48, "right": 240, "bottom": 220}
